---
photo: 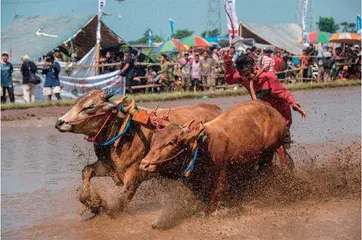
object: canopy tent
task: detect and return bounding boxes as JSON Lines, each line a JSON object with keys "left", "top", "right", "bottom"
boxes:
{"left": 1, "top": 14, "right": 151, "bottom": 64}
{"left": 239, "top": 22, "right": 303, "bottom": 55}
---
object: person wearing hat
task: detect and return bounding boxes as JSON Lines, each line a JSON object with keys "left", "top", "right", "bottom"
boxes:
{"left": 261, "top": 48, "right": 275, "bottom": 73}
{"left": 1, "top": 51, "right": 15, "bottom": 103}
{"left": 42, "top": 55, "right": 61, "bottom": 101}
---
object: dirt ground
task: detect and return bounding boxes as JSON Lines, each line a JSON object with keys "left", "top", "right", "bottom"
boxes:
{"left": 1, "top": 87, "right": 361, "bottom": 240}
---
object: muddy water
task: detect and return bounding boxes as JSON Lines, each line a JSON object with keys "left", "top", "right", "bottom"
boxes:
{"left": 1, "top": 86, "right": 361, "bottom": 239}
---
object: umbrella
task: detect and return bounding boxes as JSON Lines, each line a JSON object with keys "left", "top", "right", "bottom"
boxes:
{"left": 180, "top": 36, "right": 212, "bottom": 47}
{"left": 296, "top": 31, "right": 331, "bottom": 44}
{"left": 152, "top": 39, "right": 189, "bottom": 53}
{"left": 329, "top": 32, "right": 361, "bottom": 44}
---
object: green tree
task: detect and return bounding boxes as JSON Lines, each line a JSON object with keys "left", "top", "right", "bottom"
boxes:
{"left": 340, "top": 21, "right": 348, "bottom": 32}
{"left": 173, "top": 29, "right": 194, "bottom": 39}
{"left": 348, "top": 23, "right": 356, "bottom": 32}
{"left": 201, "top": 28, "right": 221, "bottom": 38}
{"left": 316, "top": 17, "right": 339, "bottom": 33}
{"left": 128, "top": 29, "right": 163, "bottom": 45}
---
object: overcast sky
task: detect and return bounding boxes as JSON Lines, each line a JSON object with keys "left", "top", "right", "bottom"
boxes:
{"left": 1, "top": 0, "right": 361, "bottom": 41}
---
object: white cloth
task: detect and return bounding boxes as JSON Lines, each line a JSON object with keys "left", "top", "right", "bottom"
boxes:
{"left": 23, "top": 84, "right": 36, "bottom": 103}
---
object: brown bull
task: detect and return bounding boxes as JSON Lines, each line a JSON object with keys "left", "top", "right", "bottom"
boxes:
{"left": 139, "top": 100, "right": 286, "bottom": 213}
{"left": 55, "top": 90, "right": 221, "bottom": 213}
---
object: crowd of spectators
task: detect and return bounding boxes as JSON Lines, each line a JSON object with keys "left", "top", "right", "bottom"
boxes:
{"left": 1, "top": 43, "right": 361, "bottom": 103}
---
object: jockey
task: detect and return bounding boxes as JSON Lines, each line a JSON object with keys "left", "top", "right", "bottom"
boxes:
{"left": 223, "top": 51, "right": 306, "bottom": 149}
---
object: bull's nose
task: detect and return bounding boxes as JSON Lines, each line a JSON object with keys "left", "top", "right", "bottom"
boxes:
{"left": 139, "top": 161, "right": 150, "bottom": 171}
{"left": 55, "top": 119, "right": 65, "bottom": 128}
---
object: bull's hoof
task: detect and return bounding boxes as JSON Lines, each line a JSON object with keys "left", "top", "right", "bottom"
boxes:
{"left": 79, "top": 193, "right": 108, "bottom": 215}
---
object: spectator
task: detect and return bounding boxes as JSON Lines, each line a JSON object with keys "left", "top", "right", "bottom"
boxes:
{"left": 20, "top": 55, "right": 38, "bottom": 103}
{"left": 274, "top": 50, "right": 284, "bottom": 79}
{"left": 261, "top": 48, "right": 275, "bottom": 72}
{"left": 300, "top": 49, "right": 313, "bottom": 80}
{"left": 200, "top": 51, "right": 215, "bottom": 91}
{"left": 1, "top": 51, "right": 15, "bottom": 103}
{"left": 155, "top": 54, "right": 173, "bottom": 91}
{"left": 146, "top": 66, "right": 157, "bottom": 93}
{"left": 190, "top": 54, "right": 202, "bottom": 92}
{"left": 317, "top": 45, "right": 333, "bottom": 82}
{"left": 114, "top": 55, "right": 122, "bottom": 70}
{"left": 101, "top": 51, "right": 115, "bottom": 73}
{"left": 120, "top": 48, "right": 135, "bottom": 92}
{"left": 197, "top": 48, "right": 204, "bottom": 60}
{"left": 248, "top": 46, "right": 258, "bottom": 60}
{"left": 53, "top": 48, "right": 64, "bottom": 62}
{"left": 42, "top": 54, "right": 61, "bottom": 101}
{"left": 178, "top": 52, "right": 192, "bottom": 91}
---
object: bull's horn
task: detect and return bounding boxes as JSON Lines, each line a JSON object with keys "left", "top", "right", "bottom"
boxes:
{"left": 183, "top": 120, "right": 195, "bottom": 131}
{"left": 105, "top": 93, "right": 115, "bottom": 101}
{"left": 113, "top": 96, "right": 127, "bottom": 106}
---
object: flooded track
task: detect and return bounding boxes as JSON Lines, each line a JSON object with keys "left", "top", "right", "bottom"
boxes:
{"left": 1, "top": 86, "right": 361, "bottom": 239}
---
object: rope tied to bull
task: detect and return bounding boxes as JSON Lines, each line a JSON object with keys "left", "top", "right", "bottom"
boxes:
{"left": 184, "top": 123, "right": 207, "bottom": 178}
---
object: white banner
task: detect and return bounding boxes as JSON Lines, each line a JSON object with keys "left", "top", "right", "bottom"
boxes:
{"left": 59, "top": 70, "right": 126, "bottom": 99}
{"left": 224, "top": 0, "right": 239, "bottom": 37}
{"left": 302, "top": 0, "right": 309, "bottom": 45}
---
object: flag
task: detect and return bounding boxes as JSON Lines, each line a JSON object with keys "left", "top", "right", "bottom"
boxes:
{"left": 224, "top": 0, "right": 239, "bottom": 37}
{"left": 169, "top": 19, "right": 175, "bottom": 39}
{"left": 357, "top": 14, "right": 361, "bottom": 33}
{"left": 148, "top": 30, "right": 153, "bottom": 47}
{"left": 301, "top": 0, "right": 309, "bottom": 46}
{"left": 96, "top": 0, "right": 106, "bottom": 44}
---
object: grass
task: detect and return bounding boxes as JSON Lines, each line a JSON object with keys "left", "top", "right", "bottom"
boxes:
{"left": 1, "top": 80, "right": 360, "bottom": 111}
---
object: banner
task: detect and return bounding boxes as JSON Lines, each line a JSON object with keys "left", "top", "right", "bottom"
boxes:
{"left": 148, "top": 30, "right": 153, "bottom": 47}
{"left": 96, "top": 0, "right": 106, "bottom": 44}
{"left": 59, "top": 70, "right": 126, "bottom": 99}
{"left": 302, "top": 0, "right": 309, "bottom": 46}
{"left": 169, "top": 19, "right": 175, "bottom": 39}
{"left": 357, "top": 14, "right": 361, "bottom": 33}
{"left": 224, "top": 0, "right": 238, "bottom": 37}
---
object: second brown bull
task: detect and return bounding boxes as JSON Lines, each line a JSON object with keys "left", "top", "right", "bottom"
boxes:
{"left": 140, "top": 100, "right": 286, "bottom": 213}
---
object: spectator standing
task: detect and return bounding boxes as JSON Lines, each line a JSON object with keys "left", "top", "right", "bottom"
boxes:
{"left": 178, "top": 52, "right": 192, "bottom": 91}
{"left": 200, "top": 51, "right": 215, "bottom": 91}
{"left": 316, "top": 45, "right": 333, "bottom": 82}
{"left": 42, "top": 55, "right": 61, "bottom": 101}
{"left": 274, "top": 50, "right": 284, "bottom": 79}
{"left": 190, "top": 54, "right": 202, "bottom": 92}
{"left": 261, "top": 48, "right": 275, "bottom": 72}
{"left": 300, "top": 49, "right": 313, "bottom": 80}
{"left": 120, "top": 49, "right": 135, "bottom": 92}
{"left": 20, "top": 55, "right": 38, "bottom": 103}
{"left": 1, "top": 51, "right": 15, "bottom": 103}
{"left": 53, "top": 48, "right": 64, "bottom": 62}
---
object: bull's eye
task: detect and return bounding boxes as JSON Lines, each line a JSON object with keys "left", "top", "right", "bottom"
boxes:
{"left": 168, "top": 139, "right": 177, "bottom": 145}
{"left": 81, "top": 104, "right": 95, "bottom": 112}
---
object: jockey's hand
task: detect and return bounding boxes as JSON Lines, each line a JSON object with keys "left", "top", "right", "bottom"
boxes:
{"left": 292, "top": 103, "right": 307, "bottom": 118}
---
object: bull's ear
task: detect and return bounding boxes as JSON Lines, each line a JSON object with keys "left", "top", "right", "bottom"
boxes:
{"left": 183, "top": 124, "right": 204, "bottom": 143}
{"left": 105, "top": 93, "right": 115, "bottom": 101}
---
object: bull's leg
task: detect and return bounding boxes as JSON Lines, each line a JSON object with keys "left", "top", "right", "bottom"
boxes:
{"left": 119, "top": 164, "right": 144, "bottom": 211}
{"left": 79, "top": 160, "right": 111, "bottom": 213}
{"left": 206, "top": 167, "right": 228, "bottom": 214}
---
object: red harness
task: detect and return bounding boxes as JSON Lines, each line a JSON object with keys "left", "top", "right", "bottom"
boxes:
{"left": 64, "top": 110, "right": 115, "bottom": 143}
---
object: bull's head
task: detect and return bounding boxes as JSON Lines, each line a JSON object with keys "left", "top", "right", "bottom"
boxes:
{"left": 55, "top": 90, "right": 127, "bottom": 136}
{"left": 139, "top": 120, "right": 204, "bottom": 173}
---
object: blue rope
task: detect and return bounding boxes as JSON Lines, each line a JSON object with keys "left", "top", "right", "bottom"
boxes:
{"left": 94, "top": 118, "right": 131, "bottom": 146}
{"left": 184, "top": 147, "right": 198, "bottom": 175}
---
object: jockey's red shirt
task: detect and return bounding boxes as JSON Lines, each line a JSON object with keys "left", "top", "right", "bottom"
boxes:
{"left": 223, "top": 54, "right": 296, "bottom": 127}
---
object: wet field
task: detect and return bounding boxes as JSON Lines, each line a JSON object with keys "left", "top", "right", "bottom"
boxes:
{"left": 1, "top": 86, "right": 361, "bottom": 239}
